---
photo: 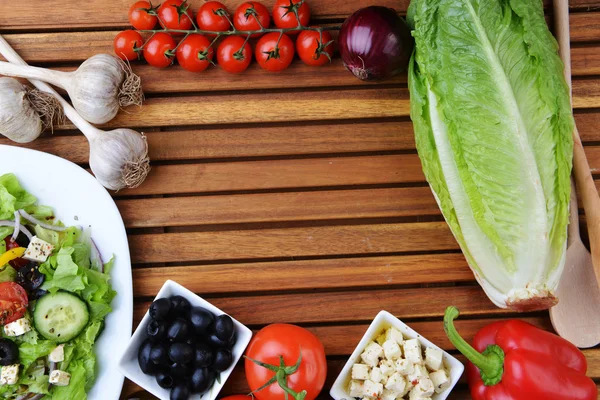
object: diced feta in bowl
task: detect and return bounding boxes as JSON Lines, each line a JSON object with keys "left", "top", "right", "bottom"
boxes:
{"left": 330, "top": 310, "right": 464, "bottom": 400}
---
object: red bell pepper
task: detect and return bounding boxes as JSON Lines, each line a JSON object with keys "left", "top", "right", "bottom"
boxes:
{"left": 444, "top": 306, "right": 597, "bottom": 400}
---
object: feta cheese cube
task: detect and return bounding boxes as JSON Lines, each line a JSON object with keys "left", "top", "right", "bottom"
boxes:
{"left": 395, "top": 358, "right": 414, "bottom": 376}
{"left": 363, "top": 379, "right": 383, "bottom": 398}
{"left": 383, "top": 339, "right": 402, "bottom": 360}
{"left": 430, "top": 370, "right": 451, "bottom": 393}
{"left": 414, "top": 376, "right": 435, "bottom": 397}
{"left": 407, "top": 364, "right": 429, "bottom": 385}
{"left": 370, "top": 367, "right": 384, "bottom": 384}
{"left": 403, "top": 339, "right": 423, "bottom": 365}
{"left": 23, "top": 236, "right": 54, "bottom": 263}
{"left": 349, "top": 380, "right": 365, "bottom": 398}
{"left": 352, "top": 364, "right": 371, "bottom": 380}
{"left": 0, "top": 364, "right": 19, "bottom": 385}
{"left": 49, "top": 370, "right": 71, "bottom": 386}
{"left": 380, "top": 389, "right": 400, "bottom": 400}
{"left": 385, "top": 372, "right": 406, "bottom": 394}
{"left": 409, "top": 388, "right": 431, "bottom": 400}
{"left": 385, "top": 327, "right": 404, "bottom": 345}
{"left": 49, "top": 344, "right": 65, "bottom": 363}
{"left": 361, "top": 342, "right": 384, "bottom": 367}
{"left": 379, "top": 360, "right": 395, "bottom": 377}
{"left": 4, "top": 317, "right": 31, "bottom": 337}
{"left": 425, "top": 347, "right": 444, "bottom": 371}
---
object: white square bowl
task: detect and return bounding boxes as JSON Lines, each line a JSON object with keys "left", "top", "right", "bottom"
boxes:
{"left": 118, "top": 280, "right": 253, "bottom": 400}
{"left": 330, "top": 310, "right": 464, "bottom": 400}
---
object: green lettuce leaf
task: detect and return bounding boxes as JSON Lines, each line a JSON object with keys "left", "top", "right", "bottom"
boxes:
{"left": 408, "top": 0, "right": 573, "bottom": 308}
{"left": 50, "top": 361, "right": 87, "bottom": 400}
{"left": 0, "top": 173, "right": 37, "bottom": 220}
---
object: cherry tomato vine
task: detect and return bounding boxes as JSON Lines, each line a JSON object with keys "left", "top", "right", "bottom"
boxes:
{"left": 115, "top": 0, "right": 339, "bottom": 73}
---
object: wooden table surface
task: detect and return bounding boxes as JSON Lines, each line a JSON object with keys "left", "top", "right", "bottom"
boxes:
{"left": 1, "top": 0, "right": 600, "bottom": 398}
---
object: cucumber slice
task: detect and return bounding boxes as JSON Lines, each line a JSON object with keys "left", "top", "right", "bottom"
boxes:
{"left": 33, "top": 292, "right": 89, "bottom": 343}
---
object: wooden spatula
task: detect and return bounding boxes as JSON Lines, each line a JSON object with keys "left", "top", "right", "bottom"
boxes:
{"left": 549, "top": 0, "right": 600, "bottom": 347}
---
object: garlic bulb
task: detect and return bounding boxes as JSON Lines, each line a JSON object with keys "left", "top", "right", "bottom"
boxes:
{"left": 0, "top": 77, "right": 62, "bottom": 143}
{"left": 0, "top": 54, "right": 143, "bottom": 125}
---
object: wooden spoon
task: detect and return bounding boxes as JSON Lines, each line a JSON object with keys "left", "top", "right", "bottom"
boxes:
{"left": 549, "top": 0, "right": 600, "bottom": 347}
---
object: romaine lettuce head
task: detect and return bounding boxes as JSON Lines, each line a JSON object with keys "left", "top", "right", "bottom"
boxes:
{"left": 408, "top": 0, "right": 573, "bottom": 309}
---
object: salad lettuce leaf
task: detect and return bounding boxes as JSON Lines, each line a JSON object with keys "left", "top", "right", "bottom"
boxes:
{"left": 408, "top": 0, "right": 573, "bottom": 309}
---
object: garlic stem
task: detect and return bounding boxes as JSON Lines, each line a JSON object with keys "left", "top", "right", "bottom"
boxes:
{"left": 0, "top": 61, "right": 69, "bottom": 91}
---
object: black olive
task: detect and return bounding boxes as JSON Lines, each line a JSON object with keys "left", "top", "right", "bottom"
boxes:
{"left": 207, "top": 330, "right": 236, "bottom": 349}
{"left": 213, "top": 348, "right": 233, "bottom": 372}
{"left": 170, "top": 382, "right": 191, "bottom": 400}
{"left": 167, "top": 318, "right": 191, "bottom": 342}
{"left": 169, "top": 362, "right": 191, "bottom": 377}
{"left": 190, "top": 367, "right": 216, "bottom": 394}
{"left": 169, "top": 342, "right": 194, "bottom": 364}
{"left": 147, "top": 319, "right": 167, "bottom": 342}
{"left": 189, "top": 307, "right": 215, "bottom": 335}
{"left": 169, "top": 295, "right": 191, "bottom": 318}
{"left": 150, "top": 343, "right": 169, "bottom": 366}
{"left": 193, "top": 342, "right": 214, "bottom": 367}
{"left": 156, "top": 370, "right": 174, "bottom": 389}
{"left": 16, "top": 263, "right": 45, "bottom": 291}
{"left": 138, "top": 339, "right": 156, "bottom": 374}
{"left": 213, "top": 314, "right": 235, "bottom": 341}
{"left": 28, "top": 288, "right": 47, "bottom": 301}
{"left": 149, "top": 298, "right": 172, "bottom": 320}
{"left": 0, "top": 339, "right": 18, "bottom": 366}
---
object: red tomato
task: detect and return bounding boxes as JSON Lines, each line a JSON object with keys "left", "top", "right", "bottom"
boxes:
{"left": 245, "top": 324, "right": 327, "bottom": 400}
{"left": 233, "top": 2, "right": 270, "bottom": 37}
{"left": 3, "top": 238, "right": 27, "bottom": 269}
{"left": 158, "top": 0, "right": 193, "bottom": 31}
{"left": 296, "top": 30, "right": 334, "bottom": 66}
{"left": 143, "top": 32, "right": 176, "bottom": 68}
{"left": 128, "top": 0, "right": 158, "bottom": 30}
{"left": 176, "top": 34, "right": 214, "bottom": 72}
{"left": 217, "top": 36, "right": 252, "bottom": 74}
{"left": 113, "top": 30, "right": 144, "bottom": 61}
{"left": 272, "top": 0, "right": 310, "bottom": 30}
{"left": 197, "top": 1, "right": 231, "bottom": 35}
{"left": 255, "top": 33, "right": 295, "bottom": 72}
{"left": 0, "top": 282, "right": 28, "bottom": 325}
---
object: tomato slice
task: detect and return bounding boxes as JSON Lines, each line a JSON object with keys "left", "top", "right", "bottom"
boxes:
{"left": 0, "top": 282, "right": 28, "bottom": 325}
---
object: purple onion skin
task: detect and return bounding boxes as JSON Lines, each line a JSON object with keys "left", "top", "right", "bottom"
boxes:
{"left": 338, "top": 6, "right": 414, "bottom": 81}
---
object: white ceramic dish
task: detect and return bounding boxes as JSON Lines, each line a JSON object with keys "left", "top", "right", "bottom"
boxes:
{"left": 330, "top": 310, "right": 464, "bottom": 400}
{"left": 118, "top": 280, "right": 253, "bottom": 400}
{"left": 0, "top": 144, "right": 133, "bottom": 400}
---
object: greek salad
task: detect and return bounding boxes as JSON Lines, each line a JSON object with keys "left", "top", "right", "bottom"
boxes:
{"left": 0, "top": 173, "right": 116, "bottom": 399}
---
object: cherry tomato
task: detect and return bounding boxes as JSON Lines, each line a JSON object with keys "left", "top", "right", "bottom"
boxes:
{"left": 233, "top": 2, "right": 270, "bottom": 38}
{"left": 3, "top": 238, "right": 27, "bottom": 269}
{"left": 158, "top": 0, "right": 193, "bottom": 31}
{"left": 143, "top": 32, "right": 176, "bottom": 68}
{"left": 255, "top": 33, "right": 294, "bottom": 72}
{"left": 272, "top": 0, "right": 310, "bottom": 31}
{"left": 197, "top": 1, "right": 231, "bottom": 36}
{"left": 176, "top": 34, "right": 214, "bottom": 72}
{"left": 129, "top": 0, "right": 159, "bottom": 30}
{"left": 0, "top": 282, "right": 28, "bottom": 325}
{"left": 245, "top": 324, "right": 327, "bottom": 400}
{"left": 296, "top": 30, "right": 334, "bottom": 66}
{"left": 217, "top": 36, "right": 252, "bottom": 74}
{"left": 113, "top": 30, "right": 144, "bottom": 61}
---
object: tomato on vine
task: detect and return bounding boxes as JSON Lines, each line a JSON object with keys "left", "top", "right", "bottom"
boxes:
{"left": 255, "top": 32, "right": 295, "bottom": 72}
{"left": 158, "top": 0, "right": 193, "bottom": 31}
{"left": 197, "top": 1, "right": 231, "bottom": 35}
{"left": 217, "top": 36, "right": 253, "bottom": 74}
{"left": 129, "top": 0, "right": 159, "bottom": 30}
{"left": 114, "top": 30, "right": 144, "bottom": 61}
{"left": 272, "top": 0, "right": 310, "bottom": 31}
{"left": 176, "top": 34, "right": 214, "bottom": 72}
{"left": 143, "top": 32, "right": 176, "bottom": 68}
{"left": 296, "top": 30, "right": 334, "bottom": 66}
{"left": 234, "top": 2, "right": 271, "bottom": 37}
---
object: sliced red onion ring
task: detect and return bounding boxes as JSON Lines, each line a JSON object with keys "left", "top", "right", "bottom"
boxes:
{"left": 0, "top": 220, "right": 14, "bottom": 226}
{"left": 90, "top": 238, "right": 104, "bottom": 272}
{"left": 19, "top": 225, "right": 32, "bottom": 241}
{"left": 11, "top": 211, "right": 20, "bottom": 241}
{"left": 16, "top": 394, "right": 44, "bottom": 400}
{"left": 18, "top": 210, "right": 66, "bottom": 232}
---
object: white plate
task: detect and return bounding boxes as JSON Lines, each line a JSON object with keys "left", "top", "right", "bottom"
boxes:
{"left": 0, "top": 144, "right": 133, "bottom": 400}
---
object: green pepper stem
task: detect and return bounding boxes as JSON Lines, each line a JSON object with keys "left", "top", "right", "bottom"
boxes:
{"left": 443, "top": 306, "right": 504, "bottom": 386}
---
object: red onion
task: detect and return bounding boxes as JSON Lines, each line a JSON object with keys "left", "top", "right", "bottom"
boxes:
{"left": 11, "top": 211, "right": 20, "bottom": 241}
{"left": 18, "top": 209, "right": 66, "bottom": 232}
{"left": 338, "top": 6, "right": 414, "bottom": 81}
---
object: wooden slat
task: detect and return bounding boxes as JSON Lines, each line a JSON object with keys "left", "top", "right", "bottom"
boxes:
{"left": 132, "top": 253, "right": 473, "bottom": 297}
{"left": 570, "top": 12, "right": 600, "bottom": 42}
{"left": 573, "top": 45, "right": 600, "bottom": 76}
{"left": 129, "top": 222, "right": 457, "bottom": 264}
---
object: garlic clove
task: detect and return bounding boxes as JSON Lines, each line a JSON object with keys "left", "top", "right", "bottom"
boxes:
{"left": 0, "top": 77, "right": 43, "bottom": 143}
